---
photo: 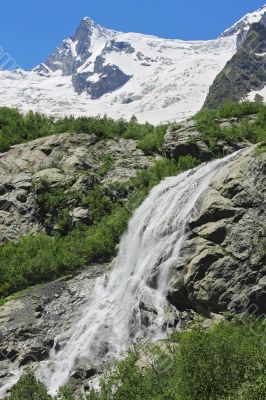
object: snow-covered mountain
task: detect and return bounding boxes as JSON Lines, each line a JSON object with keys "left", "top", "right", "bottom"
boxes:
{"left": 222, "top": 4, "right": 266, "bottom": 44}
{"left": 205, "top": 21, "right": 266, "bottom": 109}
{"left": 0, "top": 5, "right": 265, "bottom": 124}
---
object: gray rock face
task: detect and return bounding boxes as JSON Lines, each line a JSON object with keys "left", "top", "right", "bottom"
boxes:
{"left": 205, "top": 23, "right": 266, "bottom": 108}
{"left": 35, "top": 18, "right": 133, "bottom": 98}
{"left": 168, "top": 147, "right": 266, "bottom": 316}
{"left": 163, "top": 120, "right": 212, "bottom": 161}
{"left": 72, "top": 58, "right": 132, "bottom": 99}
{"left": 0, "top": 133, "right": 154, "bottom": 243}
{"left": 0, "top": 265, "right": 107, "bottom": 390}
{"left": 163, "top": 119, "right": 248, "bottom": 161}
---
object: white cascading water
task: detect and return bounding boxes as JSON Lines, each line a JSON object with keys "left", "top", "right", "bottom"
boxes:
{"left": 0, "top": 152, "right": 239, "bottom": 397}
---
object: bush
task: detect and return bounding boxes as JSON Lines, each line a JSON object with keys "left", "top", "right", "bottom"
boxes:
{"left": 0, "top": 107, "right": 167, "bottom": 152}
{"left": 138, "top": 125, "right": 167, "bottom": 154}
{"left": 9, "top": 373, "right": 52, "bottom": 400}
{"left": 194, "top": 101, "right": 266, "bottom": 154}
{"left": 12, "top": 317, "right": 265, "bottom": 400}
{"left": 174, "top": 317, "right": 266, "bottom": 399}
{"left": 89, "top": 316, "right": 266, "bottom": 400}
{"left": 34, "top": 180, "right": 82, "bottom": 235}
{"left": 0, "top": 206, "right": 130, "bottom": 297}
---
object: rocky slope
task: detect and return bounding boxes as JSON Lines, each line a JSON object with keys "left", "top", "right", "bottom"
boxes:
{"left": 168, "top": 146, "right": 266, "bottom": 315}
{"left": 205, "top": 23, "right": 266, "bottom": 108}
{"left": 0, "top": 133, "right": 153, "bottom": 243}
{"left": 0, "top": 139, "right": 265, "bottom": 395}
{"left": 0, "top": 264, "right": 108, "bottom": 393}
{"left": 162, "top": 115, "right": 251, "bottom": 160}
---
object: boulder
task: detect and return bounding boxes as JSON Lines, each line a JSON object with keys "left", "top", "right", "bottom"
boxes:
{"left": 70, "top": 207, "right": 91, "bottom": 224}
{"left": 33, "top": 168, "right": 66, "bottom": 185}
{"left": 163, "top": 121, "right": 212, "bottom": 161}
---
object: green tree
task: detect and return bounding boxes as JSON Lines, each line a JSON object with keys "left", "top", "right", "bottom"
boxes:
{"left": 9, "top": 373, "right": 52, "bottom": 400}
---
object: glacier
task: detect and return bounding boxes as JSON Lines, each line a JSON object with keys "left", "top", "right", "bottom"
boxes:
{"left": 0, "top": 6, "right": 265, "bottom": 124}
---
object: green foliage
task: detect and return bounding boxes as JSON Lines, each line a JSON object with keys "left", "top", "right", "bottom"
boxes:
{"left": 0, "top": 108, "right": 54, "bottom": 151}
{"left": 138, "top": 125, "right": 167, "bottom": 154}
{"left": 97, "top": 156, "right": 114, "bottom": 178}
{"left": 12, "top": 318, "right": 266, "bottom": 400}
{"left": 34, "top": 179, "right": 82, "bottom": 235}
{"left": 195, "top": 101, "right": 266, "bottom": 154}
{"left": 0, "top": 107, "right": 167, "bottom": 153}
{"left": 0, "top": 156, "right": 197, "bottom": 299}
{"left": 214, "top": 101, "right": 265, "bottom": 119}
{"left": 0, "top": 206, "right": 129, "bottom": 298}
{"left": 82, "top": 186, "right": 117, "bottom": 223}
{"left": 0, "top": 102, "right": 264, "bottom": 156}
{"left": 9, "top": 372, "right": 52, "bottom": 400}
{"left": 174, "top": 317, "right": 265, "bottom": 399}
{"left": 89, "top": 317, "right": 266, "bottom": 400}
{"left": 55, "top": 388, "right": 80, "bottom": 400}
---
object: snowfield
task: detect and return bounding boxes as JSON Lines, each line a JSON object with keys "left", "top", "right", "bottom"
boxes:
{"left": 0, "top": 35, "right": 236, "bottom": 124}
{"left": 0, "top": 5, "right": 265, "bottom": 124}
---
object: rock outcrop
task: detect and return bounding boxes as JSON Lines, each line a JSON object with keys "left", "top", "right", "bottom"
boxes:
{"left": 163, "top": 120, "right": 212, "bottom": 161}
{"left": 205, "top": 23, "right": 266, "bottom": 108}
{"left": 0, "top": 265, "right": 107, "bottom": 391}
{"left": 0, "top": 133, "right": 154, "bottom": 243}
{"left": 163, "top": 118, "right": 249, "bottom": 161}
{"left": 168, "top": 146, "right": 266, "bottom": 316}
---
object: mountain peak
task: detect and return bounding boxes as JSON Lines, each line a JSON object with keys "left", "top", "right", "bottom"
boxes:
{"left": 82, "top": 16, "right": 96, "bottom": 22}
{"left": 79, "top": 16, "right": 98, "bottom": 28}
{"left": 221, "top": 4, "right": 266, "bottom": 39}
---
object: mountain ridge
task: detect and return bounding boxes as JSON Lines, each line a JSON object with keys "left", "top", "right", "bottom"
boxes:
{"left": 0, "top": 6, "right": 265, "bottom": 123}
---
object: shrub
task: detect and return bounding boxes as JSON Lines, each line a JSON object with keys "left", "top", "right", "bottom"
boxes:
{"left": 194, "top": 101, "right": 266, "bottom": 155}
{"left": 10, "top": 318, "right": 266, "bottom": 400}
{"left": 89, "top": 316, "right": 266, "bottom": 400}
{"left": 9, "top": 373, "right": 52, "bottom": 400}
{"left": 138, "top": 125, "right": 167, "bottom": 154}
{"left": 0, "top": 107, "right": 167, "bottom": 152}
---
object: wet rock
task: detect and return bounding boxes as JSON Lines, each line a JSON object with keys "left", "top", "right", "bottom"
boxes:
{"left": 0, "top": 264, "right": 108, "bottom": 388}
{"left": 19, "top": 347, "right": 50, "bottom": 366}
{"left": 168, "top": 147, "right": 266, "bottom": 315}
{"left": 71, "top": 367, "right": 98, "bottom": 380}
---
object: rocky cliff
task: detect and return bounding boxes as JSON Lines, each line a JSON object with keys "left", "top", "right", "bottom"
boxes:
{"left": 0, "top": 133, "right": 153, "bottom": 243}
{"left": 205, "top": 23, "right": 266, "bottom": 108}
{"left": 168, "top": 146, "right": 266, "bottom": 315}
{"left": 0, "top": 142, "right": 265, "bottom": 393}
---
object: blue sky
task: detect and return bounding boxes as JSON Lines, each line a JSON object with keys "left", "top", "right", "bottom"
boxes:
{"left": 0, "top": 0, "right": 265, "bottom": 69}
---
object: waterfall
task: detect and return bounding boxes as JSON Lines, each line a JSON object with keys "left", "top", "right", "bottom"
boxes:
{"left": 0, "top": 152, "right": 239, "bottom": 397}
